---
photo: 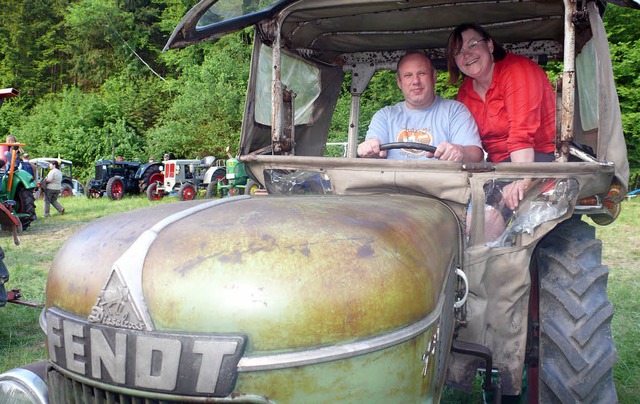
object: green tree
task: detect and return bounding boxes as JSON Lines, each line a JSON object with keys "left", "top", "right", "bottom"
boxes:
{"left": 12, "top": 86, "right": 149, "bottom": 180}
{"left": 146, "top": 31, "right": 252, "bottom": 159}
{"left": 0, "top": 0, "right": 70, "bottom": 100}
{"left": 604, "top": 5, "right": 640, "bottom": 172}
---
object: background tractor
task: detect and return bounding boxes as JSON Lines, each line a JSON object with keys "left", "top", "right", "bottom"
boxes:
{"left": 147, "top": 156, "right": 226, "bottom": 201}
{"left": 32, "top": 157, "right": 81, "bottom": 198}
{"left": 0, "top": 88, "right": 37, "bottom": 230}
{"left": 212, "top": 148, "right": 260, "bottom": 197}
{"left": 85, "top": 159, "right": 162, "bottom": 200}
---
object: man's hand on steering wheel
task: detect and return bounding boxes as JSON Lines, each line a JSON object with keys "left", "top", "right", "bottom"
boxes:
{"left": 357, "top": 138, "right": 387, "bottom": 158}
{"left": 358, "top": 139, "right": 466, "bottom": 161}
{"left": 433, "top": 142, "right": 465, "bottom": 162}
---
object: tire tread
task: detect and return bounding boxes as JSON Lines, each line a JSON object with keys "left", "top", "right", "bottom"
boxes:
{"left": 536, "top": 218, "right": 617, "bottom": 403}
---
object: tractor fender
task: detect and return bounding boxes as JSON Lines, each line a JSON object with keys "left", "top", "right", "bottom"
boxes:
{"left": 135, "top": 162, "right": 163, "bottom": 179}
{"left": 2, "top": 169, "right": 37, "bottom": 196}
{"left": 203, "top": 166, "right": 226, "bottom": 184}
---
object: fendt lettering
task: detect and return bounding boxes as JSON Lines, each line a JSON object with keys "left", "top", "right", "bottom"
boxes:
{"left": 46, "top": 309, "right": 246, "bottom": 396}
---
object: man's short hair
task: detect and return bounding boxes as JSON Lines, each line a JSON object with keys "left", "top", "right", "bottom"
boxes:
{"left": 396, "top": 51, "right": 433, "bottom": 75}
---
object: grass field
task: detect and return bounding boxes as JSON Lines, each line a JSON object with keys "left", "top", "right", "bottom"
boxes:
{"left": 0, "top": 194, "right": 637, "bottom": 401}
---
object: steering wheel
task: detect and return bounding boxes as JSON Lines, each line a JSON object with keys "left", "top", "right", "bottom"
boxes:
{"left": 379, "top": 142, "right": 437, "bottom": 154}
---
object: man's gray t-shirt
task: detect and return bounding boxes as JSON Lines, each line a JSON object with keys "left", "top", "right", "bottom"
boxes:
{"left": 366, "top": 96, "right": 482, "bottom": 160}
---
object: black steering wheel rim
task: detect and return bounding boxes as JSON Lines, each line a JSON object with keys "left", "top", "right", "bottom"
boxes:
{"left": 379, "top": 142, "right": 437, "bottom": 153}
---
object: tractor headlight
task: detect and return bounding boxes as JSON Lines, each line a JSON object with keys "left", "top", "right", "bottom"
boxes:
{"left": 0, "top": 367, "right": 47, "bottom": 404}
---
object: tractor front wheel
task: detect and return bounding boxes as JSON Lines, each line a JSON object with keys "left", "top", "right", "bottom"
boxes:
{"left": 205, "top": 176, "right": 228, "bottom": 198}
{"left": 146, "top": 182, "right": 163, "bottom": 201}
{"left": 244, "top": 179, "right": 260, "bottom": 195}
{"left": 85, "top": 179, "right": 102, "bottom": 198}
{"left": 106, "top": 177, "right": 125, "bottom": 200}
{"left": 179, "top": 183, "right": 197, "bottom": 201}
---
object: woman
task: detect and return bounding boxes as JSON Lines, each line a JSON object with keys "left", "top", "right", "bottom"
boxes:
{"left": 2, "top": 135, "right": 24, "bottom": 169}
{"left": 446, "top": 23, "right": 556, "bottom": 209}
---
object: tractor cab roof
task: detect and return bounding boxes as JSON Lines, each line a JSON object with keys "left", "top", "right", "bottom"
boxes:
{"left": 165, "top": 0, "right": 639, "bottom": 67}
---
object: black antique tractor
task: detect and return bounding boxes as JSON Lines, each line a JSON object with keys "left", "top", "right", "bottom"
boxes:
{"left": 85, "top": 159, "right": 162, "bottom": 200}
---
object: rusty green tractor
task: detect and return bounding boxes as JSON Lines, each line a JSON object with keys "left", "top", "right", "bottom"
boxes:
{"left": 0, "top": 0, "right": 636, "bottom": 403}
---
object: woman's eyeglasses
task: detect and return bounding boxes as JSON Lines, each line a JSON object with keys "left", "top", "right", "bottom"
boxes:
{"left": 454, "top": 39, "right": 486, "bottom": 57}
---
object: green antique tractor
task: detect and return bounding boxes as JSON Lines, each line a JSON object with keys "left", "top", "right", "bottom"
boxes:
{"left": 0, "top": 88, "right": 42, "bottom": 310}
{"left": 0, "top": 89, "right": 37, "bottom": 230}
{"left": 212, "top": 147, "right": 260, "bottom": 197}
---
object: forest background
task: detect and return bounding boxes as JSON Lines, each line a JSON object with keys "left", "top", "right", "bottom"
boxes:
{"left": 1, "top": 0, "right": 639, "bottom": 184}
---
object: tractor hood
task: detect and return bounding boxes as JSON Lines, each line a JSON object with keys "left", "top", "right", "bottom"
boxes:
{"left": 46, "top": 195, "right": 459, "bottom": 340}
{"left": 43, "top": 195, "right": 460, "bottom": 397}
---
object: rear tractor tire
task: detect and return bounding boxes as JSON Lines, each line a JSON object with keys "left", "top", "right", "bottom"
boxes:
{"left": 0, "top": 247, "right": 8, "bottom": 307}
{"left": 139, "top": 166, "right": 163, "bottom": 193}
{"left": 61, "top": 183, "right": 73, "bottom": 198}
{"left": 15, "top": 185, "right": 36, "bottom": 230}
{"left": 533, "top": 217, "right": 617, "bottom": 403}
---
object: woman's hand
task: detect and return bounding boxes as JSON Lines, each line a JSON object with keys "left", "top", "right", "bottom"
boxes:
{"left": 501, "top": 179, "right": 531, "bottom": 210}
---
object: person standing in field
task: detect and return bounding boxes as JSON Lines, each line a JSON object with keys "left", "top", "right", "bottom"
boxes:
{"left": 43, "top": 161, "right": 65, "bottom": 217}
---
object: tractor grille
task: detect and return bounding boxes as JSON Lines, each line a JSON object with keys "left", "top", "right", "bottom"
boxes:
{"left": 95, "top": 165, "right": 105, "bottom": 180}
{"left": 47, "top": 369, "right": 172, "bottom": 404}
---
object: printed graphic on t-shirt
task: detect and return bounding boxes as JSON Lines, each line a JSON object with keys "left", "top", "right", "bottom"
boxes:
{"left": 397, "top": 128, "right": 433, "bottom": 157}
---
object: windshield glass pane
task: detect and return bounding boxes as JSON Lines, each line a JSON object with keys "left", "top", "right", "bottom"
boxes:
{"left": 197, "top": 0, "right": 282, "bottom": 29}
{"left": 255, "top": 44, "right": 321, "bottom": 125}
{"left": 576, "top": 39, "right": 598, "bottom": 131}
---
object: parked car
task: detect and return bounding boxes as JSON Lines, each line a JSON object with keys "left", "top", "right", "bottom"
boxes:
{"left": 31, "top": 158, "right": 77, "bottom": 198}
{"left": 1, "top": 0, "right": 636, "bottom": 403}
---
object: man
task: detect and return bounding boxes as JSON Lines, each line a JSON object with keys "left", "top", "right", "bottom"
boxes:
{"left": 44, "top": 161, "right": 64, "bottom": 217}
{"left": 357, "top": 51, "right": 483, "bottom": 162}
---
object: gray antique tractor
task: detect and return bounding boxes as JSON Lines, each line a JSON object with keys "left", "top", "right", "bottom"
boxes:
{"left": 147, "top": 156, "right": 226, "bottom": 201}
{"left": 0, "top": 0, "right": 636, "bottom": 403}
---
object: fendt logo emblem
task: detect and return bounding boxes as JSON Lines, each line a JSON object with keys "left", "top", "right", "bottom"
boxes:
{"left": 88, "top": 269, "right": 145, "bottom": 331}
{"left": 47, "top": 308, "right": 247, "bottom": 397}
